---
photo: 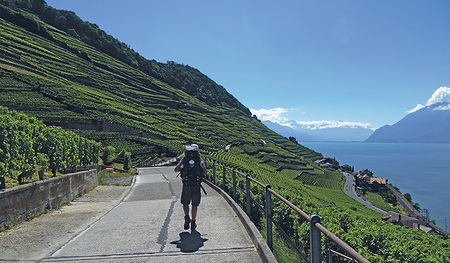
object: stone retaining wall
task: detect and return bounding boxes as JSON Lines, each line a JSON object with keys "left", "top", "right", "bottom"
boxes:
{"left": 0, "top": 169, "right": 98, "bottom": 230}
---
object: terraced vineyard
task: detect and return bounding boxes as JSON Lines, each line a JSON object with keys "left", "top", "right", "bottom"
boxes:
{"left": 0, "top": 1, "right": 449, "bottom": 262}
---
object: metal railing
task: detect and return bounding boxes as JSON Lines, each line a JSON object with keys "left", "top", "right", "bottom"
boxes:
{"left": 206, "top": 162, "right": 370, "bottom": 263}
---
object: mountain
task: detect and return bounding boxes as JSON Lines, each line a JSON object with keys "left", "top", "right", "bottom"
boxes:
{"left": 0, "top": 0, "right": 321, "bottom": 168}
{"left": 262, "top": 121, "right": 321, "bottom": 141}
{"left": 303, "top": 126, "right": 373, "bottom": 141}
{"left": 366, "top": 102, "right": 450, "bottom": 143}
{"left": 1, "top": 1, "right": 448, "bottom": 261}
{"left": 263, "top": 120, "right": 373, "bottom": 142}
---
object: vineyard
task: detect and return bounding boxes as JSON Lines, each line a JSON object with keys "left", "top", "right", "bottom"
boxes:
{"left": 205, "top": 151, "right": 450, "bottom": 262}
{"left": 0, "top": 106, "right": 101, "bottom": 187}
{"left": 0, "top": 1, "right": 449, "bottom": 262}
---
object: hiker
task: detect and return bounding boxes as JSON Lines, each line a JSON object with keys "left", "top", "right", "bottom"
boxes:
{"left": 174, "top": 144, "right": 207, "bottom": 230}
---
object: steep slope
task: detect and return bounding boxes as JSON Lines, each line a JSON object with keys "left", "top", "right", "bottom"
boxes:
{"left": 0, "top": 0, "right": 320, "bottom": 168}
{"left": 1, "top": 1, "right": 449, "bottom": 262}
{"left": 366, "top": 102, "right": 450, "bottom": 143}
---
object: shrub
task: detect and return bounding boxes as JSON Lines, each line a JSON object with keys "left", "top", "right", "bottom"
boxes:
{"left": 102, "top": 146, "right": 116, "bottom": 165}
{"left": 123, "top": 151, "right": 132, "bottom": 170}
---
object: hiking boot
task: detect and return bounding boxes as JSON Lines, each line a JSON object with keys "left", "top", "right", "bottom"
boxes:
{"left": 184, "top": 215, "right": 191, "bottom": 230}
{"left": 191, "top": 219, "right": 196, "bottom": 230}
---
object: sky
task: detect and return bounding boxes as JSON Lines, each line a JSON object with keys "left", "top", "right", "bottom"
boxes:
{"left": 45, "top": 0, "right": 450, "bottom": 130}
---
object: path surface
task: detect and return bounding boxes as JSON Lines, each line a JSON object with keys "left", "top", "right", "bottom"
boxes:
{"left": 0, "top": 166, "right": 268, "bottom": 262}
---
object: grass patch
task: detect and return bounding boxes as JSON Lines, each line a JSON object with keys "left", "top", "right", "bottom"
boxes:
{"left": 97, "top": 167, "right": 136, "bottom": 186}
{"left": 363, "top": 191, "right": 405, "bottom": 214}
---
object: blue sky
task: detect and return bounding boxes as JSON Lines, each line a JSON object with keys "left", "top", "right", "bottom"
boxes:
{"left": 46, "top": 0, "right": 450, "bottom": 129}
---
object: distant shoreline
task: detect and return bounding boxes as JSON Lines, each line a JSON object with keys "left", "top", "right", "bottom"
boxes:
{"left": 302, "top": 141, "right": 450, "bottom": 232}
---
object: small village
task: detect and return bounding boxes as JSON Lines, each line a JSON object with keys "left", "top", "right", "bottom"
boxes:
{"left": 318, "top": 158, "right": 441, "bottom": 235}
{"left": 356, "top": 169, "right": 435, "bottom": 234}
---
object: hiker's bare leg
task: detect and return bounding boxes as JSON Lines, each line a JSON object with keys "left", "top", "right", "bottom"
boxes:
{"left": 183, "top": 204, "right": 189, "bottom": 216}
{"left": 191, "top": 206, "right": 198, "bottom": 220}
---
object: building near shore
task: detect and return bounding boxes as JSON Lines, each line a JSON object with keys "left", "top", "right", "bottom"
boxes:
{"left": 357, "top": 169, "right": 386, "bottom": 188}
{"left": 381, "top": 211, "right": 434, "bottom": 233}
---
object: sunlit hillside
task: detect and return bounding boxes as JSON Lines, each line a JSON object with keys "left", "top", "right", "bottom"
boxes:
{"left": 0, "top": 1, "right": 449, "bottom": 262}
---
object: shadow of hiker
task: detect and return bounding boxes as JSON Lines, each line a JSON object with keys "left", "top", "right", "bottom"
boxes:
{"left": 170, "top": 230, "right": 208, "bottom": 253}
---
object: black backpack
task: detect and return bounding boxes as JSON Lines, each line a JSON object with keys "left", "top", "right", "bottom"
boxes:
{"left": 180, "top": 150, "right": 203, "bottom": 186}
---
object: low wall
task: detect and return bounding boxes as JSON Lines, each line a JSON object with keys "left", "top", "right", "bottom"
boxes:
{"left": 0, "top": 169, "right": 98, "bottom": 230}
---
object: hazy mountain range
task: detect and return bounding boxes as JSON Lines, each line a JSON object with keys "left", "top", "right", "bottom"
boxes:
{"left": 263, "top": 120, "right": 374, "bottom": 142}
{"left": 366, "top": 102, "right": 450, "bottom": 143}
{"left": 264, "top": 101, "right": 450, "bottom": 143}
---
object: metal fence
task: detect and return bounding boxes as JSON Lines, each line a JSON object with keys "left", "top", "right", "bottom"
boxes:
{"left": 206, "top": 162, "right": 370, "bottom": 263}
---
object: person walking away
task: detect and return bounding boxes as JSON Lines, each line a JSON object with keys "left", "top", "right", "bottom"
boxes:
{"left": 174, "top": 144, "right": 207, "bottom": 230}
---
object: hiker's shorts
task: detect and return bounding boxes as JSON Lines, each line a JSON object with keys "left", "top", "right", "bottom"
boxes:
{"left": 181, "top": 184, "right": 201, "bottom": 206}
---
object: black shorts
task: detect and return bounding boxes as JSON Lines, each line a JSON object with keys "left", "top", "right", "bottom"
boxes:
{"left": 181, "top": 184, "right": 201, "bottom": 206}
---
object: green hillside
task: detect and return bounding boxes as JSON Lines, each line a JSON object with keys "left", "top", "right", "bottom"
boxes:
{"left": 0, "top": 1, "right": 449, "bottom": 262}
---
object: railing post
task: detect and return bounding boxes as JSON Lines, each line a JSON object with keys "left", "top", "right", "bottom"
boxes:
{"left": 265, "top": 184, "right": 273, "bottom": 251}
{"left": 212, "top": 163, "right": 216, "bottom": 185}
{"left": 246, "top": 175, "right": 251, "bottom": 217}
{"left": 232, "top": 169, "right": 237, "bottom": 201}
{"left": 329, "top": 249, "right": 333, "bottom": 263}
{"left": 310, "top": 215, "right": 322, "bottom": 263}
{"left": 222, "top": 166, "right": 226, "bottom": 190}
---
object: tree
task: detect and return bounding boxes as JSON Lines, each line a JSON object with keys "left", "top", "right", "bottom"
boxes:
{"left": 54, "top": 15, "right": 66, "bottom": 28}
{"left": 123, "top": 151, "right": 132, "bottom": 170}
{"left": 404, "top": 193, "right": 412, "bottom": 202}
{"left": 289, "top": 136, "right": 298, "bottom": 144}
{"left": 67, "top": 28, "right": 80, "bottom": 39}
{"left": 102, "top": 146, "right": 115, "bottom": 165}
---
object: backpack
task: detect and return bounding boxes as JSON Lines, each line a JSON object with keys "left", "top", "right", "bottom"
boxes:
{"left": 180, "top": 150, "right": 203, "bottom": 186}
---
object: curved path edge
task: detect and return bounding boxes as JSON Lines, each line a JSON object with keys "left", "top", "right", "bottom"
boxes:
{"left": 203, "top": 179, "right": 278, "bottom": 263}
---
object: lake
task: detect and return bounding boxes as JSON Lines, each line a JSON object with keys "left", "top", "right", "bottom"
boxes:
{"left": 301, "top": 141, "right": 450, "bottom": 231}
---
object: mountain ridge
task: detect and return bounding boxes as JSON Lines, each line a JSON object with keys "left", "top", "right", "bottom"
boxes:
{"left": 0, "top": 0, "right": 321, "bottom": 168}
{"left": 366, "top": 102, "right": 450, "bottom": 143}
{"left": 1, "top": 1, "right": 449, "bottom": 261}
{"left": 263, "top": 120, "right": 374, "bottom": 142}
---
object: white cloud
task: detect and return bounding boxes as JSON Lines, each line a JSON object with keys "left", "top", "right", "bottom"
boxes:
{"left": 250, "top": 108, "right": 293, "bottom": 127}
{"left": 407, "top": 104, "right": 425, "bottom": 114}
{"left": 295, "top": 120, "right": 374, "bottom": 130}
{"left": 426, "top": 86, "right": 450, "bottom": 106}
{"left": 408, "top": 86, "right": 450, "bottom": 113}
{"left": 251, "top": 108, "right": 374, "bottom": 130}
{"left": 434, "top": 104, "right": 450, "bottom": 111}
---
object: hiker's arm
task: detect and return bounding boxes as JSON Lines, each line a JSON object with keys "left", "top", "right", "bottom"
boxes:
{"left": 201, "top": 162, "right": 207, "bottom": 176}
{"left": 174, "top": 159, "right": 183, "bottom": 172}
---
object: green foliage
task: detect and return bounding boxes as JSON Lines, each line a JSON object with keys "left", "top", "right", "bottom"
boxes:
{"left": 341, "top": 164, "right": 354, "bottom": 173}
{"left": 123, "top": 151, "right": 131, "bottom": 170}
{"left": 36, "top": 152, "right": 49, "bottom": 171}
{"left": 404, "top": 192, "right": 412, "bottom": 202}
{"left": 0, "top": 2, "right": 448, "bottom": 262}
{"left": 102, "top": 145, "right": 115, "bottom": 165}
{"left": 208, "top": 157, "right": 450, "bottom": 262}
{"left": 0, "top": 106, "right": 100, "bottom": 181}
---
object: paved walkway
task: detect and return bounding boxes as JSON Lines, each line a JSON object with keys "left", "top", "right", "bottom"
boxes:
{"left": 0, "top": 166, "right": 273, "bottom": 262}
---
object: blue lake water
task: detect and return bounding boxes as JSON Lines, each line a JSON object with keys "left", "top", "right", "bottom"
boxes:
{"left": 301, "top": 141, "right": 450, "bottom": 231}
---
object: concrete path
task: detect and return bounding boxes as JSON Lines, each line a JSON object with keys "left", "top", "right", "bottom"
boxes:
{"left": 0, "top": 166, "right": 271, "bottom": 262}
